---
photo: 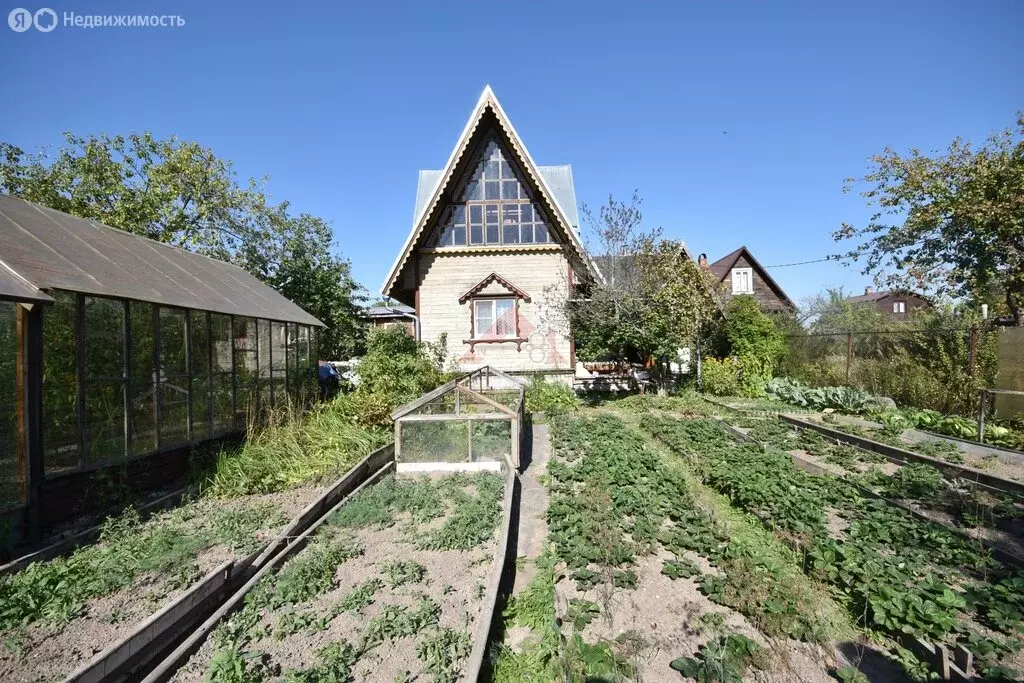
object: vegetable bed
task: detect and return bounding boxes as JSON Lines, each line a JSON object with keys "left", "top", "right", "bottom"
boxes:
{"left": 0, "top": 487, "right": 319, "bottom": 683}
{"left": 542, "top": 413, "right": 848, "bottom": 683}
{"left": 642, "top": 414, "right": 1024, "bottom": 681}
{"left": 729, "top": 416, "right": 1024, "bottom": 562}
{"left": 169, "top": 471, "right": 506, "bottom": 683}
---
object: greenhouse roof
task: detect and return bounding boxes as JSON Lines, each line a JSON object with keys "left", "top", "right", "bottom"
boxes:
{"left": 0, "top": 195, "right": 323, "bottom": 326}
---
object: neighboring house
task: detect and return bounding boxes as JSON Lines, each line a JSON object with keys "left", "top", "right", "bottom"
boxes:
{"left": 365, "top": 304, "right": 416, "bottom": 336}
{"left": 700, "top": 246, "right": 796, "bottom": 312}
{"left": 846, "top": 287, "right": 932, "bottom": 316}
{"left": 381, "top": 86, "right": 601, "bottom": 384}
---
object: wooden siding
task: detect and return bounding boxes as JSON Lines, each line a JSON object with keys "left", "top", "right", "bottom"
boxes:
{"left": 868, "top": 293, "right": 931, "bottom": 317}
{"left": 725, "top": 255, "right": 791, "bottom": 311}
{"left": 415, "top": 249, "right": 572, "bottom": 374}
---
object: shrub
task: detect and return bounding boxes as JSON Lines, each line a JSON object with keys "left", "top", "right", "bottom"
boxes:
{"left": 701, "top": 357, "right": 742, "bottom": 396}
{"left": 338, "top": 327, "right": 447, "bottom": 427}
{"left": 525, "top": 375, "right": 579, "bottom": 415}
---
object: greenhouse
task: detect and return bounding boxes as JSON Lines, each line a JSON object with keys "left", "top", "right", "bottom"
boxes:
{"left": 0, "top": 195, "right": 324, "bottom": 544}
{"left": 391, "top": 366, "right": 527, "bottom": 471}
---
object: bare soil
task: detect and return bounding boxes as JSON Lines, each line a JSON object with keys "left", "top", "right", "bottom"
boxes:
{"left": 0, "top": 485, "right": 325, "bottom": 683}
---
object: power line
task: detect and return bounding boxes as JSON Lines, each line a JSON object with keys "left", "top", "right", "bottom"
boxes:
{"left": 763, "top": 257, "right": 835, "bottom": 268}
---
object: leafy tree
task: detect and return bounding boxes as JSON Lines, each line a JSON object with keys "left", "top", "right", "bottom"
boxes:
{"left": 834, "top": 113, "right": 1024, "bottom": 325}
{"left": 0, "top": 132, "right": 365, "bottom": 356}
{"left": 566, "top": 193, "right": 721, "bottom": 370}
{"left": 719, "top": 295, "right": 787, "bottom": 395}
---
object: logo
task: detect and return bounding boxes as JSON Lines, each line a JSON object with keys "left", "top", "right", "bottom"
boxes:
{"left": 7, "top": 6, "right": 56, "bottom": 31}
{"left": 7, "top": 7, "right": 31, "bottom": 31}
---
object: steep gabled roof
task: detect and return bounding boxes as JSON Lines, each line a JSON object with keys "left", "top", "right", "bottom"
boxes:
{"left": 709, "top": 245, "right": 796, "bottom": 310}
{"left": 382, "top": 86, "right": 600, "bottom": 298}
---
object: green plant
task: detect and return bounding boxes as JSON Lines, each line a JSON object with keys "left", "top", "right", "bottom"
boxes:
{"left": 662, "top": 558, "right": 699, "bottom": 580}
{"left": 417, "top": 628, "right": 471, "bottom": 683}
{"left": 382, "top": 560, "right": 427, "bottom": 588}
{"left": 566, "top": 599, "right": 601, "bottom": 631}
{"left": 669, "top": 633, "right": 763, "bottom": 682}
{"left": 526, "top": 375, "right": 580, "bottom": 415}
{"left": 833, "top": 665, "right": 869, "bottom": 683}
{"left": 701, "top": 357, "right": 742, "bottom": 397}
{"left": 285, "top": 640, "right": 359, "bottom": 683}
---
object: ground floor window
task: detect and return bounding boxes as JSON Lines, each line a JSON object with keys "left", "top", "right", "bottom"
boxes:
{"left": 473, "top": 298, "right": 516, "bottom": 338}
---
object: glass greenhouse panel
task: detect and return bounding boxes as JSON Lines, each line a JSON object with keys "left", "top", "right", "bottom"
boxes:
{"left": 190, "top": 312, "right": 212, "bottom": 440}
{"left": 233, "top": 317, "right": 257, "bottom": 428}
{"left": 469, "top": 419, "right": 512, "bottom": 462}
{"left": 84, "top": 296, "right": 126, "bottom": 464}
{"left": 159, "top": 308, "right": 189, "bottom": 447}
{"left": 43, "top": 291, "right": 80, "bottom": 473}
{"left": 211, "top": 314, "right": 233, "bottom": 433}
{"left": 130, "top": 301, "right": 157, "bottom": 455}
{"left": 270, "top": 321, "right": 287, "bottom": 409}
{"left": 257, "top": 319, "right": 272, "bottom": 414}
{"left": 399, "top": 420, "right": 470, "bottom": 463}
{"left": 0, "top": 302, "right": 20, "bottom": 507}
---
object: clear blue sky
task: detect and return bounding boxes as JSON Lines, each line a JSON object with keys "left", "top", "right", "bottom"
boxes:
{"left": 2, "top": 0, "right": 1022, "bottom": 305}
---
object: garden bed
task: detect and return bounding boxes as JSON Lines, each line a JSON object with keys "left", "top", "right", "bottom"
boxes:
{"left": 167, "top": 470, "right": 508, "bottom": 683}
{"left": 0, "top": 487, "right": 319, "bottom": 683}
{"left": 642, "top": 414, "right": 1024, "bottom": 681}
{"left": 538, "top": 413, "right": 852, "bottom": 683}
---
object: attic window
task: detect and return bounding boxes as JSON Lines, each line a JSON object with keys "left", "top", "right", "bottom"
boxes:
{"left": 434, "top": 138, "right": 553, "bottom": 247}
{"left": 892, "top": 301, "right": 906, "bottom": 314}
{"left": 731, "top": 268, "right": 753, "bottom": 294}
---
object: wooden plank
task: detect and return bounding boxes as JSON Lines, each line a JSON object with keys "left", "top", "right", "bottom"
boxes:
{"left": 456, "top": 384, "right": 516, "bottom": 416}
{"left": 396, "top": 413, "right": 512, "bottom": 422}
{"left": 780, "top": 415, "right": 1024, "bottom": 499}
{"left": 390, "top": 378, "right": 459, "bottom": 420}
{"left": 463, "top": 467, "right": 518, "bottom": 683}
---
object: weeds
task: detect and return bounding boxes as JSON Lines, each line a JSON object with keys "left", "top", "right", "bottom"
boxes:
{"left": 383, "top": 560, "right": 427, "bottom": 587}
{"left": 416, "top": 628, "right": 472, "bottom": 683}
{"left": 669, "top": 633, "right": 764, "bottom": 683}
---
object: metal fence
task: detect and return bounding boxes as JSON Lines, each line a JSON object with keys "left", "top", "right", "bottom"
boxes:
{"left": 778, "top": 324, "right": 1001, "bottom": 417}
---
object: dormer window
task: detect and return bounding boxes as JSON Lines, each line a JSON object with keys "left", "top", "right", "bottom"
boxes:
{"left": 433, "top": 138, "right": 553, "bottom": 247}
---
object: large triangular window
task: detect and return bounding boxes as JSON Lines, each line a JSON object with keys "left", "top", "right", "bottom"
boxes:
{"left": 431, "top": 137, "right": 555, "bottom": 247}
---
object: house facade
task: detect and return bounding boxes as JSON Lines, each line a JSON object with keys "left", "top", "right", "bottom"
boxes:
{"left": 701, "top": 246, "right": 796, "bottom": 312}
{"left": 846, "top": 287, "right": 932, "bottom": 316}
{"left": 381, "top": 87, "right": 600, "bottom": 383}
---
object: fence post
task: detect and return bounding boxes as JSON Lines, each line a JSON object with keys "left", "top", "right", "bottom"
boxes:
{"left": 978, "top": 390, "right": 986, "bottom": 443}
{"left": 845, "top": 333, "right": 853, "bottom": 384}
{"left": 968, "top": 324, "right": 978, "bottom": 377}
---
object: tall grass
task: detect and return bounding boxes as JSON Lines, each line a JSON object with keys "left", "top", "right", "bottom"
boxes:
{"left": 201, "top": 399, "right": 387, "bottom": 498}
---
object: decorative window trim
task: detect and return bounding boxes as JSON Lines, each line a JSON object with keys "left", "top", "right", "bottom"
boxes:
{"left": 731, "top": 267, "right": 753, "bottom": 294}
{"left": 460, "top": 274, "right": 530, "bottom": 352}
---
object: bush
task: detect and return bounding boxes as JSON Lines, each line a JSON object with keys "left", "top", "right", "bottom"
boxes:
{"left": 701, "top": 357, "right": 741, "bottom": 396}
{"left": 339, "top": 327, "right": 447, "bottom": 428}
{"left": 526, "top": 375, "right": 579, "bottom": 415}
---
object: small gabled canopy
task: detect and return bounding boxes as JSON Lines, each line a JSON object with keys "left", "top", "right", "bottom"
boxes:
{"left": 382, "top": 86, "right": 602, "bottom": 301}
{"left": 458, "top": 273, "right": 531, "bottom": 304}
{"left": 709, "top": 245, "right": 796, "bottom": 311}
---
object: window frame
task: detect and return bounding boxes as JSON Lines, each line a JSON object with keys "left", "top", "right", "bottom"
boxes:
{"left": 472, "top": 297, "right": 517, "bottom": 339}
{"left": 892, "top": 301, "right": 906, "bottom": 314}
{"left": 434, "top": 138, "right": 554, "bottom": 248}
{"left": 731, "top": 267, "right": 753, "bottom": 294}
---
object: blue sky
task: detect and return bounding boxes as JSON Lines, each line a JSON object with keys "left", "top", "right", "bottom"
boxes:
{"left": 2, "top": 0, "right": 1022, "bottom": 306}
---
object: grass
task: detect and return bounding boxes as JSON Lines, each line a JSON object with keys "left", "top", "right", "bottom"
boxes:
{"left": 201, "top": 401, "right": 386, "bottom": 498}
{"left": 0, "top": 501, "right": 286, "bottom": 631}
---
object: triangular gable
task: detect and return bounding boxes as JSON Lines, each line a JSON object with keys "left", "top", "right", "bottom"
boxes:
{"left": 458, "top": 272, "right": 531, "bottom": 304}
{"left": 382, "top": 85, "right": 601, "bottom": 297}
{"left": 710, "top": 246, "right": 796, "bottom": 310}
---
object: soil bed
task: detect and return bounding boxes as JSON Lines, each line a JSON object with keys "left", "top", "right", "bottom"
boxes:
{"left": 170, "top": 471, "right": 505, "bottom": 683}
{"left": 0, "top": 485, "right": 324, "bottom": 683}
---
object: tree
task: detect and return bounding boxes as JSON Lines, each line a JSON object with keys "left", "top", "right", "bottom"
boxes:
{"left": 0, "top": 132, "right": 366, "bottom": 356}
{"left": 566, "top": 193, "right": 721, "bottom": 373}
{"left": 834, "top": 113, "right": 1024, "bottom": 324}
{"left": 720, "top": 296, "right": 786, "bottom": 394}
